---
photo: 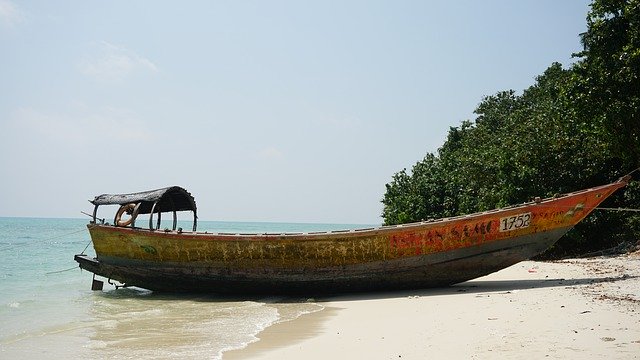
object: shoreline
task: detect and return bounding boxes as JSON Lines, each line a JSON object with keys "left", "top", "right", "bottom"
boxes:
{"left": 224, "top": 306, "right": 340, "bottom": 360}
{"left": 224, "top": 252, "right": 640, "bottom": 359}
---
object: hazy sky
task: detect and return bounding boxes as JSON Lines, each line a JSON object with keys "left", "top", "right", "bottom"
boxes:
{"left": 0, "top": 0, "right": 591, "bottom": 224}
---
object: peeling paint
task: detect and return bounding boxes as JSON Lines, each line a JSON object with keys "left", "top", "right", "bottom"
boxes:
{"left": 81, "top": 180, "right": 627, "bottom": 294}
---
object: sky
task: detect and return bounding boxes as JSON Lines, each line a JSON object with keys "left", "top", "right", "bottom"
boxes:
{"left": 0, "top": 0, "right": 592, "bottom": 224}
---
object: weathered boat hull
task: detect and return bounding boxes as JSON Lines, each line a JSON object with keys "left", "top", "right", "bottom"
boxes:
{"left": 75, "top": 227, "right": 568, "bottom": 294}
{"left": 75, "top": 179, "right": 627, "bottom": 294}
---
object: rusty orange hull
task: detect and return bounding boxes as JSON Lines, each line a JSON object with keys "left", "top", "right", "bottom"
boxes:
{"left": 75, "top": 180, "right": 627, "bottom": 294}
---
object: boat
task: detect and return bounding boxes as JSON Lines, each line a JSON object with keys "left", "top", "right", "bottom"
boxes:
{"left": 75, "top": 176, "right": 630, "bottom": 294}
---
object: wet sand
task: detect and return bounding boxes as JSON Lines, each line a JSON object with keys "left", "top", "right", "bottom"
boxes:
{"left": 226, "top": 251, "right": 640, "bottom": 359}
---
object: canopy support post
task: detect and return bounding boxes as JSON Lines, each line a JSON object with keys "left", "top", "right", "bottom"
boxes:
{"left": 149, "top": 201, "right": 158, "bottom": 230}
{"left": 92, "top": 204, "right": 99, "bottom": 224}
{"left": 173, "top": 211, "right": 177, "bottom": 231}
{"left": 193, "top": 213, "right": 197, "bottom": 232}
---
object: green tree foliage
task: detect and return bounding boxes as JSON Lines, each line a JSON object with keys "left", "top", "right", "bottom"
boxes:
{"left": 381, "top": 0, "right": 640, "bottom": 257}
{"left": 572, "top": 0, "right": 640, "bottom": 167}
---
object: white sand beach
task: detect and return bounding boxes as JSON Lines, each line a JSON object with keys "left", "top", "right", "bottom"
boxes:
{"left": 226, "top": 251, "right": 640, "bottom": 359}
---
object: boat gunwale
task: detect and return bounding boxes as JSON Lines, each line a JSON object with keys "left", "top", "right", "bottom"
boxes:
{"left": 88, "top": 180, "right": 626, "bottom": 241}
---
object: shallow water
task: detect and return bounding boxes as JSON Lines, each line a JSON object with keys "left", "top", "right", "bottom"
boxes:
{"left": 0, "top": 218, "right": 369, "bottom": 359}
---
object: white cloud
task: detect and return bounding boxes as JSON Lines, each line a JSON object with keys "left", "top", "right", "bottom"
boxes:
{"left": 257, "top": 146, "right": 284, "bottom": 160}
{"left": 9, "top": 105, "right": 152, "bottom": 146}
{"left": 0, "top": 0, "right": 24, "bottom": 27}
{"left": 79, "top": 41, "right": 158, "bottom": 82}
{"left": 313, "top": 114, "right": 363, "bottom": 131}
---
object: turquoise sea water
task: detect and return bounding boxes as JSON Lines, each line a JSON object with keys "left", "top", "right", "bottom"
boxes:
{"left": 0, "top": 217, "right": 372, "bottom": 359}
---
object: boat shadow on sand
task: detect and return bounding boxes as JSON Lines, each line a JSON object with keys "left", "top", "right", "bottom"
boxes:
{"left": 92, "top": 274, "right": 637, "bottom": 303}
{"left": 315, "top": 274, "right": 638, "bottom": 302}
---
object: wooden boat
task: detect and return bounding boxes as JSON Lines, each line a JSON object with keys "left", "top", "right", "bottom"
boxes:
{"left": 75, "top": 176, "right": 630, "bottom": 294}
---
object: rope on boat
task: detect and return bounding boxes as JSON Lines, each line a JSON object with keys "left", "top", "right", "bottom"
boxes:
{"left": 626, "top": 167, "right": 640, "bottom": 178}
{"left": 45, "top": 266, "right": 79, "bottom": 275}
{"left": 512, "top": 204, "right": 640, "bottom": 212}
{"left": 0, "top": 226, "right": 91, "bottom": 276}
{"left": 594, "top": 207, "right": 640, "bottom": 213}
{"left": 80, "top": 239, "right": 93, "bottom": 254}
{"left": 0, "top": 227, "right": 88, "bottom": 252}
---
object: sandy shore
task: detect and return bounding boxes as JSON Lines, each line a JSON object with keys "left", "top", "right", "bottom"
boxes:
{"left": 225, "top": 251, "right": 640, "bottom": 359}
